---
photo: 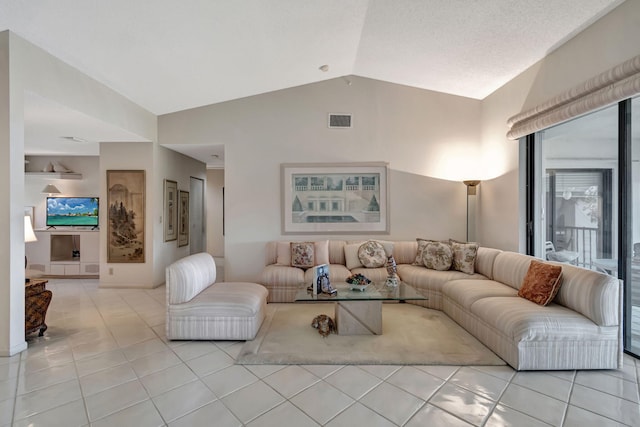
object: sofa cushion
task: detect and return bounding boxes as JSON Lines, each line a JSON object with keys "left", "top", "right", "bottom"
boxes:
{"left": 492, "top": 252, "right": 537, "bottom": 290}
{"left": 358, "top": 240, "right": 387, "bottom": 268}
{"left": 443, "top": 279, "right": 518, "bottom": 310}
{"left": 345, "top": 243, "right": 364, "bottom": 269}
{"left": 518, "top": 260, "right": 563, "bottom": 306}
{"left": 422, "top": 241, "right": 453, "bottom": 271}
{"left": 397, "top": 264, "right": 487, "bottom": 293}
{"left": 551, "top": 262, "right": 620, "bottom": 326}
{"left": 314, "top": 240, "right": 330, "bottom": 265}
{"left": 393, "top": 241, "right": 418, "bottom": 264}
{"left": 469, "top": 296, "right": 618, "bottom": 343}
{"left": 450, "top": 241, "right": 478, "bottom": 274}
{"left": 276, "top": 241, "right": 292, "bottom": 265}
{"left": 291, "top": 242, "right": 315, "bottom": 268}
{"left": 169, "top": 282, "right": 267, "bottom": 317}
{"left": 475, "top": 247, "right": 502, "bottom": 280}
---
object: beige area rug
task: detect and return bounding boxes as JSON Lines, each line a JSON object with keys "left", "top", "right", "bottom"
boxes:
{"left": 237, "top": 303, "right": 506, "bottom": 366}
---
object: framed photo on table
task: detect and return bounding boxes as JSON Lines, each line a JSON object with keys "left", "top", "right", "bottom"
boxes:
{"left": 178, "top": 190, "right": 189, "bottom": 247}
{"left": 163, "top": 179, "right": 178, "bottom": 242}
{"left": 281, "top": 162, "right": 389, "bottom": 234}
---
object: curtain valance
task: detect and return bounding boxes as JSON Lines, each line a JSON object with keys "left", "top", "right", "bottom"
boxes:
{"left": 507, "top": 55, "right": 640, "bottom": 140}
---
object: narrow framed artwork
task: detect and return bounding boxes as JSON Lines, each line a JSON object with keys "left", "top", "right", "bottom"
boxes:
{"left": 163, "top": 179, "right": 178, "bottom": 242}
{"left": 178, "top": 190, "right": 190, "bottom": 247}
{"left": 107, "top": 170, "right": 145, "bottom": 263}
{"left": 281, "top": 162, "right": 389, "bottom": 234}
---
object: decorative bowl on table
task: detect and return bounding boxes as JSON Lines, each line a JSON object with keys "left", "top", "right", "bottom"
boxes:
{"left": 346, "top": 274, "right": 371, "bottom": 291}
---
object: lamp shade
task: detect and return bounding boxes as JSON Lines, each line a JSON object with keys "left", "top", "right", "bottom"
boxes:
{"left": 24, "top": 216, "right": 37, "bottom": 243}
{"left": 41, "top": 184, "right": 61, "bottom": 194}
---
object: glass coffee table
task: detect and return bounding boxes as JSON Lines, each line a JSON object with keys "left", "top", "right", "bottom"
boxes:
{"left": 294, "top": 281, "right": 427, "bottom": 335}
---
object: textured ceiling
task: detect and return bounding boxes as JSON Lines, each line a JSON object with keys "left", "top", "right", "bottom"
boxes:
{"left": 0, "top": 0, "right": 626, "bottom": 167}
{"left": 0, "top": 0, "right": 624, "bottom": 115}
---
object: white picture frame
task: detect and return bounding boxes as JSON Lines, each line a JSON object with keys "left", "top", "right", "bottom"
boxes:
{"left": 281, "top": 162, "right": 389, "bottom": 234}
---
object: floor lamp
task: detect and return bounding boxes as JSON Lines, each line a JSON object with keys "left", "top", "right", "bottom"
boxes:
{"left": 463, "top": 180, "right": 480, "bottom": 242}
{"left": 25, "top": 215, "right": 37, "bottom": 282}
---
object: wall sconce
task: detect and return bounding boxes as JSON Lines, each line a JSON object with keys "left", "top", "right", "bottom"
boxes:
{"left": 41, "top": 184, "right": 61, "bottom": 195}
{"left": 463, "top": 180, "right": 481, "bottom": 242}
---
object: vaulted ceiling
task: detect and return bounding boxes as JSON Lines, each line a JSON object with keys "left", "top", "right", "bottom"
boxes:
{"left": 0, "top": 0, "right": 625, "bottom": 165}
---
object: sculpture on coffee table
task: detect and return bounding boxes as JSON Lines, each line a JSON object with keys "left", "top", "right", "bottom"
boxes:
{"left": 386, "top": 255, "right": 399, "bottom": 287}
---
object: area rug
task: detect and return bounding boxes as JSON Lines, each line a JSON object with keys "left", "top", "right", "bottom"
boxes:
{"left": 236, "top": 303, "right": 505, "bottom": 365}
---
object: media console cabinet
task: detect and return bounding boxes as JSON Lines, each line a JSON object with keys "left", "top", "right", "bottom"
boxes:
{"left": 26, "top": 229, "right": 99, "bottom": 277}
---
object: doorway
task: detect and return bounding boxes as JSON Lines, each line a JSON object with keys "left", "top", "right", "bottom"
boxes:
{"left": 189, "top": 177, "right": 205, "bottom": 254}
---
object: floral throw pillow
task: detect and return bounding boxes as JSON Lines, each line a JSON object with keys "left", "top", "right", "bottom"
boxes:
{"left": 290, "top": 242, "right": 315, "bottom": 269}
{"left": 518, "top": 260, "right": 563, "bottom": 306}
{"left": 422, "top": 241, "right": 453, "bottom": 271}
{"left": 358, "top": 241, "right": 387, "bottom": 268}
{"left": 450, "top": 241, "right": 478, "bottom": 274}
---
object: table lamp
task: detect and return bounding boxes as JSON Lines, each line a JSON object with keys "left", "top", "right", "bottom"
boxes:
{"left": 25, "top": 215, "right": 37, "bottom": 282}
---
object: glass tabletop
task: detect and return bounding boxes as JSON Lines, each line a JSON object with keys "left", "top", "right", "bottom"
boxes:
{"left": 294, "top": 281, "right": 427, "bottom": 302}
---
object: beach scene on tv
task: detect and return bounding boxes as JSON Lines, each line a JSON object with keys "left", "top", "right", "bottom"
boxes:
{"left": 47, "top": 197, "right": 99, "bottom": 227}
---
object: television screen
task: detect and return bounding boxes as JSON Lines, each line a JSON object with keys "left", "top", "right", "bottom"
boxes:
{"left": 46, "top": 197, "right": 99, "bottom": 227}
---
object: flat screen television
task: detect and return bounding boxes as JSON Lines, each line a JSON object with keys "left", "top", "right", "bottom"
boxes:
{"left": 46, "top": 197, "right": 99, "bottom": 228}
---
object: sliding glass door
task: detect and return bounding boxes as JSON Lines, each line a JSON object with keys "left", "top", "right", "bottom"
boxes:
{"left": 529, "top": 98, "right": 640, "bottom": 358}
{"left": 628, "top": 97, "right": 640, "bottom": 354}
{"left": 535, "top": 104, "right": 619, "bottom": 270}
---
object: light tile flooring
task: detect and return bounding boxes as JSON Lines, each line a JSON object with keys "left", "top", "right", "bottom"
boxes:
{"left": 2, "top": 278, "right": 640, "bottom": 426}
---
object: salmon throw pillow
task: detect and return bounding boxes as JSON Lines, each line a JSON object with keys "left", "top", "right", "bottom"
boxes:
{"left": 518, "top": 260, "right": 563, "bottom": 306}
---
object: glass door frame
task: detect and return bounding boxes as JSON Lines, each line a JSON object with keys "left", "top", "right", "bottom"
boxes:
{"left": 524, "top": 99, "right": 637, "bottom": 358}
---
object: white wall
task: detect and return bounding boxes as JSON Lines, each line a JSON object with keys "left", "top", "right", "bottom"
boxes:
{"left": 160, "top": 76, "right": 482, "bottom": 281}
{"left": 0, "top": 31, "right": 28, "bottom": 356}
{"left": 25, "top": 156, "right": 99, "bottom": 229}
{"left": 152, "top": 145, "right": 207, "bottom": 285}
{"left": 479, "top": 0, "right": 640, "bottom": 252}
{"left": 206, "top": 169, "right": 224, "bottom": 257}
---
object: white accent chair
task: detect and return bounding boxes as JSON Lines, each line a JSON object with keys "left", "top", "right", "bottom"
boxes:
{"left": 545, "top": 241, "right": 579, "bottom": 265}
{"left": 166, "top": 252, "right": 268, "bottom": 340}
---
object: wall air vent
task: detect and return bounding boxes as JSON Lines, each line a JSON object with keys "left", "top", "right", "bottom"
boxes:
{"left": 328, "top": 113, "right": 352, "bottom": 129}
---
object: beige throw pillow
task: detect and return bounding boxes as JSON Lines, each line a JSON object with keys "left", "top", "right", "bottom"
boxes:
{"left": 358, "top": 241, "right": 387, "bottom": 268}
{"left": 422, "top": 241, "right": 453, "bottom": 271}
{"left": 291, "top": 242, "right": 315, "bottom": 269}
{"left": 450, "top": 240, "right": 478, "bottom": 274}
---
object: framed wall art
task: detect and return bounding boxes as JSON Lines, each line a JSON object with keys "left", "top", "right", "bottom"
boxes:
{"left": 163, "top": 179, "right": 178, "bottom": 242}
{"left": 178, "top": 190, "right": 190, "bottom": 247}
{"left": 107, "top": 170, "right": 145, "bottom": 263}
{"left": 281, "top": 162, "right": 389, "bottom": 234}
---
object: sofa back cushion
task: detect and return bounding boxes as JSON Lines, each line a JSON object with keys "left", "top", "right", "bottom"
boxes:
{"left": 492, "top": 252, "right": 537, "bottom": 290}
{"left": 493, "top": 251, "right": 619, "bottom": 326}
{"left": 329, "top": 240, "right": 347, "bottom": 265}
{"left": 393, "top": 241, "right": 418, "bottom": 265}
{"left": 552, "top": 262, "right": 620, "bottom": 326}
{"left": 166, "top": 252, "right": 217, "bottom": 304}
{"left": 475, "top": 247, "right": 502, "bottom": 279}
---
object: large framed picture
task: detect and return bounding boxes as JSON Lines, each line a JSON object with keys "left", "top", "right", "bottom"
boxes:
{"left": 178, "top": 190, "right": 190, "bottom": 247}
{"left": 107, "top": 170, "right": 145, "bottom": 263}
{"left": 281, "top": 162, "right": 389, "bottom": 234}
{"left": 163, "top": 179, "right": 178, "bottom": 242}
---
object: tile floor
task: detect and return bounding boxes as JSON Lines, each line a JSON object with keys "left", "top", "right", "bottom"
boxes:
{"left": 2, "top": 278, "right": 640, "bottom": 426}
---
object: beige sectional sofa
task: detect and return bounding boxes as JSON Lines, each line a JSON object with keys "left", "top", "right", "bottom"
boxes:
{"left": 260, "top": 240, "right": 622, "bottom": 370}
